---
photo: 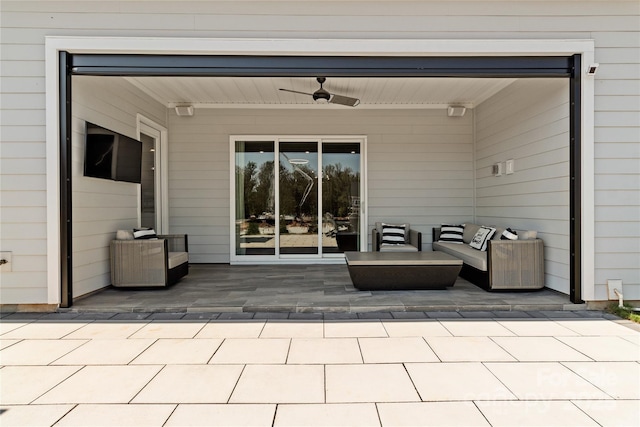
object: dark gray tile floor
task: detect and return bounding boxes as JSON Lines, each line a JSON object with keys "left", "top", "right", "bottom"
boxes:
{"left": 68, "top": 264, "right": 584, "bottom": 314}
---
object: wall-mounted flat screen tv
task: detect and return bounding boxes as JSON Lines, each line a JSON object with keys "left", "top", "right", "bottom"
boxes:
{"left": 84, "top": 122, "right": 142, "bottom": 183}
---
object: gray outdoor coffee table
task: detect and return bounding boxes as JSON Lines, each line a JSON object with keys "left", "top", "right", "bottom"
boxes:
{"left": 345, "top": 251, "right": 463, "bottom": 290}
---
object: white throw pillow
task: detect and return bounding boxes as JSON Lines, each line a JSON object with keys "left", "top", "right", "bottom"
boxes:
{"left": 115, "top": 229, "right": 134, "bottom": 240}
{"left": 515, "top": 229, "right": 538, "bottom": 240}
{"left": 469, "top": 226, "right": 496, "bottom": 251}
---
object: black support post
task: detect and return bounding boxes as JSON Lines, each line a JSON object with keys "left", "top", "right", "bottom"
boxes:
{"left": 569, "top": 54, "right": 583, "bottom": 304}
{"left": 59, "top": 51, "right": 73, "bottom": 308}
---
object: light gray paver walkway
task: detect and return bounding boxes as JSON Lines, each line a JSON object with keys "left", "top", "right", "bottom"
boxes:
{"left": 1, "top": 312, "right": 638, "bottom": 426}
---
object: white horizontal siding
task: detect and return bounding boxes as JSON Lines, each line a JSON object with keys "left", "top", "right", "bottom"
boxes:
{"left": 168, "top": 108, "right": 473, "bottom": 262}
{"left": 0, "top": 0, "right": 638, "bottom": 303}
{"left": 2, "top": 8, "right": 639, "bottom": 33}
{"left": 70, "top": 76, "right": 166, "bottom": 298}
{"left": 591, "top": 25, "right": 640, "bottom": 300}
{"left": 475, "top": 79, "right": 571, "bottom": 294}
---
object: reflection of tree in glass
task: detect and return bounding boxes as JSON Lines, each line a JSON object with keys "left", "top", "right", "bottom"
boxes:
{"left": 323, "top": 163, "right": 360, "bottom": 221}
{"left": 237, "top": 159, "right": 358, "bottom": 230}
{"left": 242, "top": 162, "right": 258, "bottom": 216}
{"left": 257, "top": 161, "right": 274, "bottom": 214}
{"left": 237, "top": 161, "right": 275, "bottom": 218}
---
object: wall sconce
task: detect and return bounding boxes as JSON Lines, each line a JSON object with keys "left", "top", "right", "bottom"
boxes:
{"left": 175, "top": 105, "right": 194, "bottom": 116}
{"left": 492, "top": 162, "right": 503, "bottom": 177}
{"left": 447, "top": 105, "right": 466, "bottom": 117}
{"left": 505, "top": 159, "right": 515, "bottom": 174}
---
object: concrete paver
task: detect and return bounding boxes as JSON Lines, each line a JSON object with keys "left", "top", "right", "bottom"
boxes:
{"left": 0, "top": 311, "right": 638, "bottom": 426}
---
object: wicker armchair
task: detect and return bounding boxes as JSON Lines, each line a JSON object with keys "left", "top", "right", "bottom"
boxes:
{"left": 110, "top": 234, "right": 189, "bottom": 288}
{"left": 372, "top": 222, "right": 422, "bottom": 252}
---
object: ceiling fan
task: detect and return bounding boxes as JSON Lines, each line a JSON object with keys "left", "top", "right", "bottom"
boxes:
{"left": 279, "top": 77, "right": 360, "bottom": 107}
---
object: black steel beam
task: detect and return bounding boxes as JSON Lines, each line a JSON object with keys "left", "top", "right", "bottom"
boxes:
{"left": 70, "top": 55, "right": 573, "bottom": 77}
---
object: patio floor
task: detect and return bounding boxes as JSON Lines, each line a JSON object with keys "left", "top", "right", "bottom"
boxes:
{"left": 70, "top": 264, "right": 580, "bottom": 314}
{"left": 1, "top": 309, "right": 638, "bottom": 426}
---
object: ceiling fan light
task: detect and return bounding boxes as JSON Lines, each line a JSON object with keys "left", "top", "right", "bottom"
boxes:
{"left": 313, "top": 88, "right": 331, "bottom": 102}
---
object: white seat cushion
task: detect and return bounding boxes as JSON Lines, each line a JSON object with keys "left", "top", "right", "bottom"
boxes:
{"left": 432, "top": 242, "right": 487, "bottom": 271}
{"left": 168, "top": 252, "right": 188, "bottom": 269}
{"left": 379, "top": 243, "right": 419, "bottom": 253}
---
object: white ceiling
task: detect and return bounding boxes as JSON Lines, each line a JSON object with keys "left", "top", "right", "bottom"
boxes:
{"left": 125, "top": 76, "right": 517, "bottom": 109}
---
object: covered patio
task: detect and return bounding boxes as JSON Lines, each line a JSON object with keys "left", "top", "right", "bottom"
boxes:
{"left": 45, "top": 38, "right": 596, "bottom": 311}
{"left": 70, "top": 264, "right": 577, "bottom": 314}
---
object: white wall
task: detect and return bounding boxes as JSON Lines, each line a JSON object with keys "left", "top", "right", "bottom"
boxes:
{"left": 475, "top": 79, "right": 570, "bottom": 293}
{"left": 71, "top": 76, "right": 166, "bottom": 297}
{"left": 0, "top": 0, "right": 638, "bottom": 303}
{"left": 168, "top": 108, "right": 474, "bottom": 262}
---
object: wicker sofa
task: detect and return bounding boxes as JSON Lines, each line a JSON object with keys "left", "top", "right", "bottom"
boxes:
{"left": 110, "top": 234, "right": 189, "bottom": 288}
{"left": 432, "top": 224, "right": 544, "bottom": 290}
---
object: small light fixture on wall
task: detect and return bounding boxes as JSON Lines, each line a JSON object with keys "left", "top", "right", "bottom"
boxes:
{"left": 447, "top": 105, "right": 466, "bottom": 117}
{"left": 492, "top": 162, "right": 503, "bottom": 177}
{"left": 175, "top": 105, "right": 194, "bottom": 116}
{"left": 587, "top": 63, "right": 599, "bottom": 75}
{"left": 505, "top": 159, "right": 515, "bottom": 174}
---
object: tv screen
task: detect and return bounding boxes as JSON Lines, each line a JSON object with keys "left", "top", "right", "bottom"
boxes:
{"left": 114, "top": 133, "right": 143, "bottom": 183}
{"left": 84, "top": 128, "right": 115, "bottom": 180}
{"left": 84, "top": 122, "right": 142, "bottom": 183}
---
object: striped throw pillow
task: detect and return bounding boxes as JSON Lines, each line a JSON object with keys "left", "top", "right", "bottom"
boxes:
{"left": 381, "top": 223, "right": 406, "bottom": 245}
{"left": 439, "top": 224, "right": 465, "bottom": 244}
{"left": 501, "top": 228, "right": 518, "bottom": 240}
{"left": 133, "top": 228, "right": 157, "bottom": 240}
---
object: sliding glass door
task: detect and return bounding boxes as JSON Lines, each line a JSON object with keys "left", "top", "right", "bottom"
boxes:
{"left": 234, "top": 141, "right": 276, "bottom": 256}
{"left": 232, "top": 137, "right": 364, "bottom": 262}
{"left": 321, "top": 142, "right": 361, "bottom": 254}
{"left": 279, "top": 141, "right": 319, "bottom": 255}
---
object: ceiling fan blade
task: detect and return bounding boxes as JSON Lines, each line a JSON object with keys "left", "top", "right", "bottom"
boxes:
{"left": 329, "top": 94, "right": 361, "bottom": 107}
{"left": 279, "top": 88, "right": 314, "bottom": 96}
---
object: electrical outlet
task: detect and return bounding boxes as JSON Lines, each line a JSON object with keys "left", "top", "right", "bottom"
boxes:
{"left": 0, "top": 251, "right": 12, "bottom": 272}
{"left": 607, "top": 279, "right": 622, "bottom": 300}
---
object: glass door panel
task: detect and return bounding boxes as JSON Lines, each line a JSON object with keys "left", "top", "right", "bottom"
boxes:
{"left": 235, "top": 141, "right": 275, "bottom": 255}
{"left": 321, "top": 143, "right": 361, "bottom": 253}
{"left": 139, "top": 133, "right": 156, "bottom": 229}
{"left": 279, "top": 141, "right": 319, "bottom": 255}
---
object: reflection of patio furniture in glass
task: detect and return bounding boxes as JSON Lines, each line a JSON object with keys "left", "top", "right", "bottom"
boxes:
{"left": 322, "top": 212, "right": 358, "bottom": 252}
{"left": 322, "top": 212, "right": 337, "bottom": 236}
{"left": 286, "top": 224, "right": 309, "bottom": 234}
{"left": 336, "top": 232, "right": 358, "bottom": 252}
{"left": 372, "top": 222, "right": 422, "bottom": 252}
{"left": 258, "top": 224, "right": 275, "bottom": 235}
